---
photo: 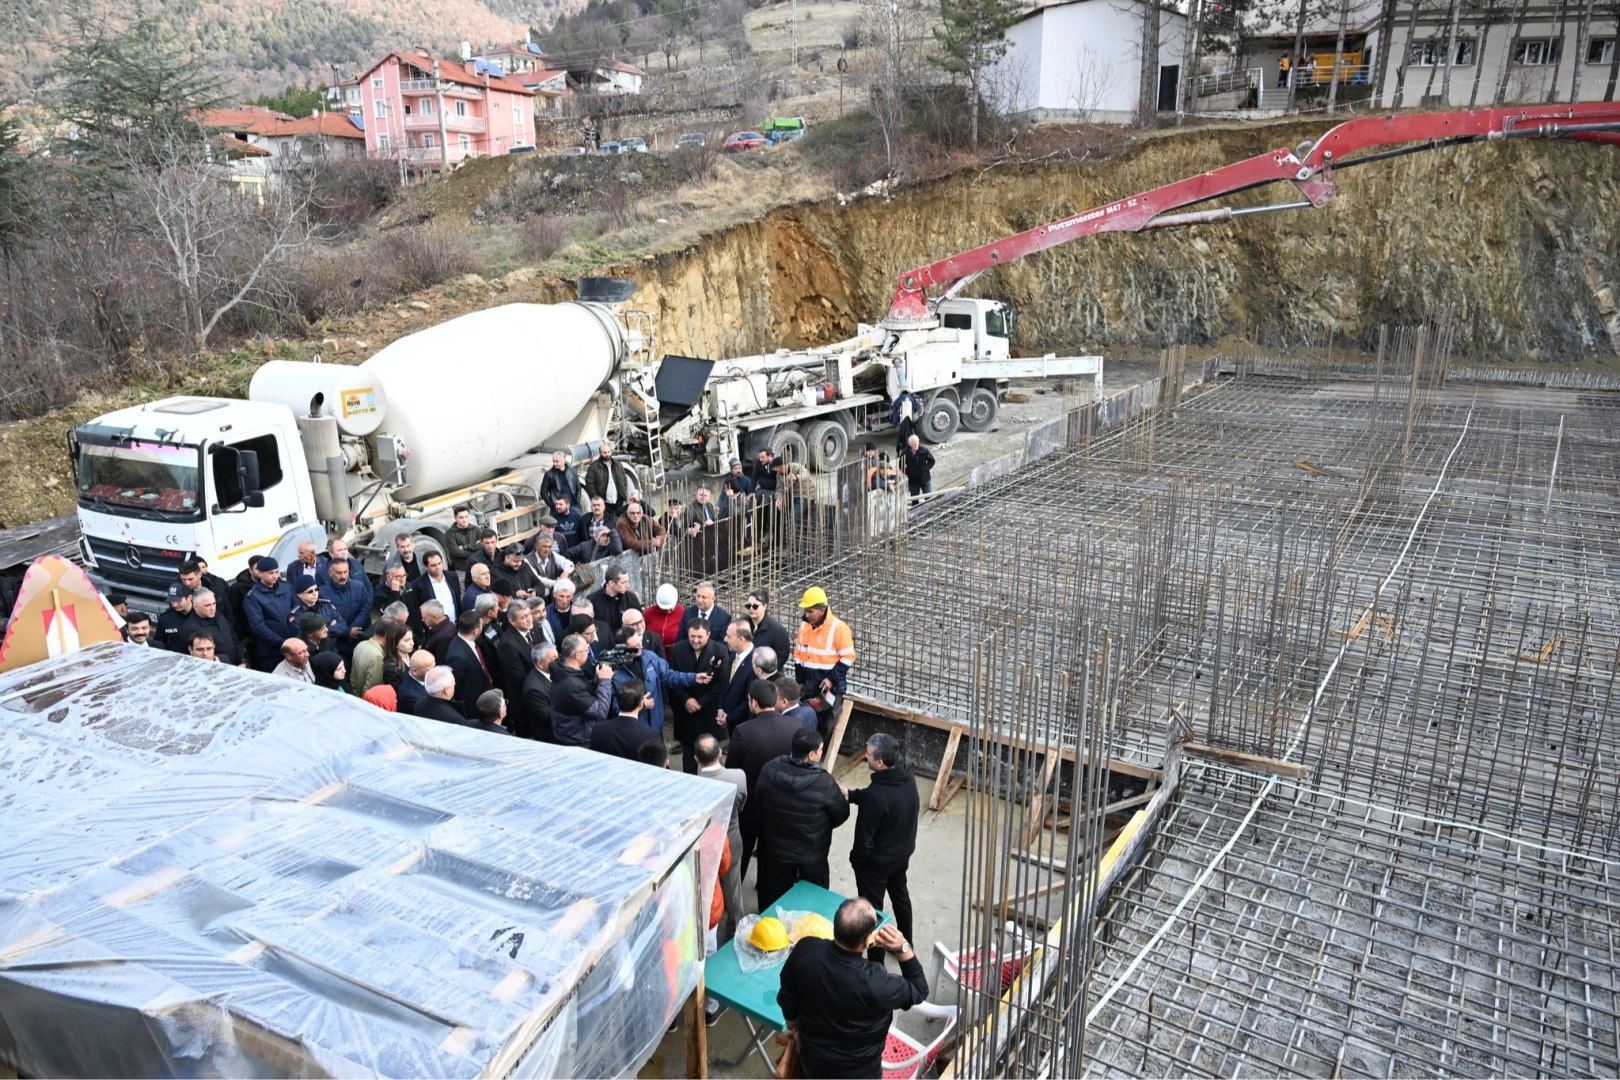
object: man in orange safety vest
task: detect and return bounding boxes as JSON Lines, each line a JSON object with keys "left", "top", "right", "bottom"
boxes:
{"left": 793, "top": 586, "right": 856, "bottom": 740}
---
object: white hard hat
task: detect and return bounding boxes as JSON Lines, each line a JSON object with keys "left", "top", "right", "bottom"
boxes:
{"left": 656, "top": 583, "right": 678, "bottom": 610}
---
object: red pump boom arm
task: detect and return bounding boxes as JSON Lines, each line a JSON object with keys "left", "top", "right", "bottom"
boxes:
{"left": 884, "top": 103, "right": 1620, "bottom": 325}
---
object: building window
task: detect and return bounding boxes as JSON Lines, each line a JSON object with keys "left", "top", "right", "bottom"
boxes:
{"left": 422, "top": 132, "right": 435, "bottom": 149}
{"left": 1589, "top": 38, "right": 1617, "bottom": 64}
{"left": 419, "top": 97, "right": 434, "bottom": 115}
{"left": 455, "top": 99, "right": 468, "bottom": 117}
{"left": 376, "top": 133, "right": 390, "bottom": 151}
{"left": 459, "top": 133, "right": 471, "bottom": 151}
{"left": 372, "top": 77, "right": 384, "bottom": 88}
{"left": 373, "top": 98, "right": 387, "bottom": 118}
{"left": 1513, "top": 38, "right": 1562, "bottom": 65}
{"left": 1409, "top": 38, "right": 1475, "bottom": 65}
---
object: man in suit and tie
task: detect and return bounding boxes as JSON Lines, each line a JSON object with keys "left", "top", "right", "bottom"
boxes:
{"left": 522, "top": 641, "right": 557, "bottom": 742}
{"left": 444, "top": 610, "right": 492, "bottom": 720}
{"left": 669, "top": 617, "right": 727, "bottom": 770}
{"left": 405, "top": 550, "right": 461, "bottom": 636}
{"left": 494, "top": 599, "right": 541, "bottom": 737}
{"left": 714, "top": 619, "right": 756, "bottom": 732}
{"left": 679, "top": 581, "right": 730, "bottom": 638}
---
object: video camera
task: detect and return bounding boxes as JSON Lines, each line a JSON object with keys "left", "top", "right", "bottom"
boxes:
{"left": 598, "top": 644, "right": 634, "bottom": 669}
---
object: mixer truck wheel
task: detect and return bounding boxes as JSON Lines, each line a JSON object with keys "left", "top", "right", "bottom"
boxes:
{"left": 960, "top": 387, "right": 999, "bottom": 432}
{"left": 803, "top": 420, "right": 849, "bottom": 472}
{"left": 920, "top": 397, "right": 960, "bottom": 444}
{"left": 767, "top": 426, "right": 810, "bottom": 470}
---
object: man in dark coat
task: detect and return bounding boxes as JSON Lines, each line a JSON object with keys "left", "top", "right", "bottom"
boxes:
{"left": 589, "top": 680, "right": 661, "bottom": 760}
{"left": 678, "top": 581, "right": 730, "bottom": 638}
{"left": 522, "top": 641, "right": 557, "bottom": 742}
{"left": 742, "top": 588, "right": 792, "bottom": 659}
{"left": 550, "top": 494, "right": 585, "bottom": 550}
{"left": 224, "top": 556, "right": 262, "bottom": 647}
{"left": 540, "top": 452, "right": 585, "bottom": 511}
{"left": 565, "top": 523, "right": 622, "bottom": 565}
{"left": 548, "top": 633, "right": 616, "bottom": 747}
{"left": 404, "top": 551, "right": 461, "bottom": 634}
{"left": 588, "top": 567, "right": 640, "bottom": 643}
{"left": 724, "top": 679, "right": 802, "bottom": 877}
{"left": 492, "top": 600, "right": 541, "bottom": 736}
{"left": 777, "top": 898, "right": 928, "bottom": 1080}
{"left": 180, "top": 588, "right": 246, "bottom": 666}
{"left": 155, "top": 583, "right": 195, "bottom": 652}
{"left": 901, "top": 435, "right": 935, "bottom": 497}
{"left": 669, "top": 618, "right": 727, "bottom": 771}
{"left": 714, "top": 620, "right": 757, "bottom": 731}
{"left": 413, "top": 666, "right": 473, "bottom": 726}
{"left": 321, "top": 556, "right": 372, "bottom": 661}
{"left": 442, "top": 610, "right": 492, "bottom": 719}
{"left": 582, "top": 442, "right": 636, "bottom": 516}
{"left": 754, "top": 728, "right": 851, "bottom": 908}
{"left": 242, "top": 558, "right": 293, "bottom": 672}
{"left": 847, "top": 733, "right": 920, "bottom": 963}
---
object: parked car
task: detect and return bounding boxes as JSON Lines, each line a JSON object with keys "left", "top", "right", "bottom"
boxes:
{"left": 763, "top": 117, "right": 808, "bottom": 144}
{"left": 620, "top": 137, "right": 648, "bottom": 153}
{"left": 561, "top": 146, "right": 587, "bottom": 156}
{"left": 721, "top": 131, "right": 767, "bottom": 152}
{"left": 676, "top": 132, "right": 705, "bottom": 148}
{"left": 600, "top": 141, "right": 623, "bottom": 154}
{"left": 507, "top": 144, "right": 536, "bottom": 154}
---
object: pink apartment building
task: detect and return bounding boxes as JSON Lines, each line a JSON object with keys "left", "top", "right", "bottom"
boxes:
{"left": 357, "top": 51, "right": 536, "bottom": 171}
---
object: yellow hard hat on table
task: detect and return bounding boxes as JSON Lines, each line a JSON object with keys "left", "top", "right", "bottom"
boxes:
{"left": 799, "top": 586, "right": 829, "bottom": 608}
{"left": 749, "top": 916, "right": 790, "bottom": 952}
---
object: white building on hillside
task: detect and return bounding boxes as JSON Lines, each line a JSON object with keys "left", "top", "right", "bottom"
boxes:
{"left": 996, "top": 0, "right": 1187, "bottom": 123}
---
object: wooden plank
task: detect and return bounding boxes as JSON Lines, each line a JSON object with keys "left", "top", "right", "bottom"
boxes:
{"left": 848, "top": 692, "right": 1161, "bottom": 782}
{"left": 684, "top": 972, "right": 708, "bottom": 1079}
{"left": 1183, "top": 742, "right": 1309, "bottom": 780}
{"left": 1018, "top": 750, "right": 1061, "bottom": 849}
{"left": 973, "top": 876, "right": 1067, "bottom": 912}
{"left": 935, "top": 776, "right": 967, "bottom": 814}
{"left": 823, "top": 697, "right": 855, "bottom": 766}
{"left": 929, "top": 726, "right": 963, "bottom": 812}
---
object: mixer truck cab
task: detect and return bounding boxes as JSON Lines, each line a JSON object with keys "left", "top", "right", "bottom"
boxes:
{"left": 72, "top": 398, "right": 323, "bottom": 603}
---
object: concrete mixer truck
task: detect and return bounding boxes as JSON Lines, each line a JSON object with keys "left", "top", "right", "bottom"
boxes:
{"left": 69, "top": 280, "right": 647, "bottom": 604}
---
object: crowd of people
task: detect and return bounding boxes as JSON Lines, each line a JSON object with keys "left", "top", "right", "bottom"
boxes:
{"left": 112, "top": 443, "right": 933, "bottom": 1073}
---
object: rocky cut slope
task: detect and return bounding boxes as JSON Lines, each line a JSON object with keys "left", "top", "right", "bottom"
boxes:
{"left": 618, "top": 121, "right": 1619, "bottom": 364}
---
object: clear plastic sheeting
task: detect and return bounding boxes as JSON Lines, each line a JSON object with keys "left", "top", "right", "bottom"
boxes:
{"left": 0, "top": 643, "right": 730, "bottom": 1078}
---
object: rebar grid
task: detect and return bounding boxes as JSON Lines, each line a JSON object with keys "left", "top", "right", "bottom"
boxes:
{"left": 1083, "top": 763, "right": 1620, "bottom": 1078}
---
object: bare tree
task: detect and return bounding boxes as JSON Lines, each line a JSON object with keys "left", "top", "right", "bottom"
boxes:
{"left": 1544, "top": 0, "right": 1570, "bottom": 100}
{"left": 1327, "top": 0, "right": 1354, "bottom": 110}
{"left": 1570, "top": 0, "right": 1597, "bottom": 101}
{"left": 1492, "top": 0, "right": 1529, "bottom": 102}
{"left": 1138, "top": 0, "right": 1162, "bottom": 126}
{"left": 862, "top": 0, "right": 929, "bottom": 175}
{"left": 1065, "top": 42, "right": 1123, "bottom": 122}
{"left": 113, "top": 119, "right": 322, "bottom": 353}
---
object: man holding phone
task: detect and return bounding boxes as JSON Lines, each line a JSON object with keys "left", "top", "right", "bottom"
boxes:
{"left": 668, "top": 616, "right": 729, "bottom": 772}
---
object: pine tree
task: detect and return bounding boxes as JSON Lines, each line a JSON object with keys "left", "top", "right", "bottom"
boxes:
{"left": 930, "top": 0, "right": 1023, "bottom": 149}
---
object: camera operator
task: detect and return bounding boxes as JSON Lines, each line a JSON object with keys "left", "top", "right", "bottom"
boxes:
{"left": 548, "top": 633, "right": 616, "bottom": 747}
{"left": 609, "top": 624, "right": 710, "bottom": 739}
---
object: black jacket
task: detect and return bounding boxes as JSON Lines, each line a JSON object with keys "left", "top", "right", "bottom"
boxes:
{"left": 179, "top": 611, "right": 246, "bottom": 666}
{"left": 725, "top": 711, "right": 801, "bottom": 804}
{"left": 590, "top": 713, "right": 657, "bottom": 760}
{"left": 902, "top": 443, "right": 935, "bottom": 486}
{"left": 549, "top": 659, "right": 614, "bottom": 747}
{"left": 751, "top": 614, "right": 792, "bottom": 661}
{"left": 521, "top": 666, "right": 553, "bottom": 741}
{"left": 716, "top": 649, "right": 759, "bottom": 723}
{"left": 414, "top": 695, "right": 473, "bottom": 727}
{"left": 494, "top": 624, "right": 539, "bottom": 730}
{"left": 444, "top": 635, "right": 491, "bottom": 719}
{"left": 777, "top": 939, "right": 928, "bottom": 1079}
{"left": 156, "top": 606, "right": 192, "bottom": 652}
{"left": 540, "top": 465, "right": 585, "bottom": 511}
{"left": 668, "top": 637, "right": 727, "bottom": 743}
{"left": 583, "top": 457, "right": 635, "bottom": 509}
{"left": 756, "top": 755, "right": 850, "bottom": 865}
{"left": 404, "top": 569, "right": 462, "bottom": 634}
{"left": 848, "top": 764, "right": 919, "bottom": 869}
{"left": 589, "top": 587, "right": 641, "bottom": 641}
{"left": 225, "top": 569, "right": 256, "bottom": 642}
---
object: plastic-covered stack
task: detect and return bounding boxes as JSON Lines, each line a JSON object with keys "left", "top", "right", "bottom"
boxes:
{"left": 0, "top": 643, "right": 730, "bottom": 1078}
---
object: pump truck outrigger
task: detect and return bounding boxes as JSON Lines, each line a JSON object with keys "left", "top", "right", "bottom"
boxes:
{"left": 65, "top": 104, "right": 1619, "bottom": 604}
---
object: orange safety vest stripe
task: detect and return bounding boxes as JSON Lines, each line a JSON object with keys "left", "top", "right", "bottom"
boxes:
{"left": 794, "top": 615, "right": 856, "bottom": 668}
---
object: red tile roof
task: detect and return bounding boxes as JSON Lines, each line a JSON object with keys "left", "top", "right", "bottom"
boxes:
{"left": 273, "top": 113, "right": 366, "bottom": 138}
{"left": 365, "top": 51, "right": 536, "bottom": 96}
{"left": 598, "top": 59, "right": 646, "bottom": 76}
{"left": 513, "top": 68, "right": 568, "bottom": 87}
{"left": 199, "top": 107, "right": 294, "bottom": 135}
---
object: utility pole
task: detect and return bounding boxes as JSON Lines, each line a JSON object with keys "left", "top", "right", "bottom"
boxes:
{"left": 433, "top": 58, "right": 450, "bottom": 174}
{"left": 791, "top": 0, "right": 799, "bottom": 68}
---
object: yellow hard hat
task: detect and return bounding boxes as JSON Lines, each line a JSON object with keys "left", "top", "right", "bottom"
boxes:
{"left": 749, "top": 916, "right": 791, "bottom": 952}
{"left": 792, "top": 912, "right": 834, "bottom": 942}
{"left": 799, "top": 586, "right": 829, "bottom": 609}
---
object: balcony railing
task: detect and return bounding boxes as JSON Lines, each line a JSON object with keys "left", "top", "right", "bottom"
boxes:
{"left": 402, "top": 113, "right": 486, "bottom": 132}
{"left": 398, "top": 78, "right": 484, "bottom": 98}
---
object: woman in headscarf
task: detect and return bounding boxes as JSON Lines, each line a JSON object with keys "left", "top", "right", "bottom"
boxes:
{"left": 362, "top": 684, "right": 398, "bottom": 711}
{"left": 310, "top": 651, "right": 348, "bottom": 692}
